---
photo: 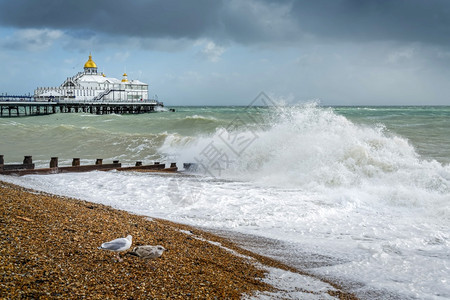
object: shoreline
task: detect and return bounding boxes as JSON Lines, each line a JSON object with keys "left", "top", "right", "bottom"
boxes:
{"left": 0, "top": 180, "right": 357, "bottom": 299}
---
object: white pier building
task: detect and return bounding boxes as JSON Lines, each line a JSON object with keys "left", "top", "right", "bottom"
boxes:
{"left": 34, "top": 54, "right": 149, "bottom": 102}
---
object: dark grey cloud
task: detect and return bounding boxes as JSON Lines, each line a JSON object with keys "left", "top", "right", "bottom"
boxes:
{"left": 290, "top": 0, "right": 450, "bottom": 45}
{"left": 0, "top": 0, "right": 222, "bottom": 39}
{"left": 1, "top": 0, "right": 450, "bottom": 47}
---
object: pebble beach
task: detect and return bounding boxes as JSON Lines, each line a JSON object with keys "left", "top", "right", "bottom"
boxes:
{"left": 0, "top": 180, "right": 357, "bottom": 299}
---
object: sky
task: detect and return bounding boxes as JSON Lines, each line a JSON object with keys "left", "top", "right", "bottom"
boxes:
{"left": 0, "top": 0, "right": 450, "bottom": 106}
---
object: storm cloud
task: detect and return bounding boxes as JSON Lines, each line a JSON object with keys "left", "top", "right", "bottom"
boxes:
{"left": 1, "top": 0, "right": 450, "bottom": 47}
{"left": 1, "top": 0, "right": 450, "bottom": 105}
{"left": 0, "top": 0, "right": 221, "bottom": 40}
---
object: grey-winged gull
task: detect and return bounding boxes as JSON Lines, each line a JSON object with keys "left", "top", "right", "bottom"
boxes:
{"left": 127, "top": 245, "right": 166, "bottom": 259}
{"left": 98, "top": 235, "right": 132, "bottom": 262}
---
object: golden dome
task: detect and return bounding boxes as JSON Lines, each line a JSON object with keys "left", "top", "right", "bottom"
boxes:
{"left": 84, "top": 54, "right": 97, "bottom": 68}
{"left": 121, "top": 73, "right": 128, "bottom": 82}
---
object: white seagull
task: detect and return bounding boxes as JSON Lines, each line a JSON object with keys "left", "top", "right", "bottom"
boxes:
{"left": 127, "top": 245, "right": 166, "bottom": 260}
{"left": 98, "top": 235, "right": 132, "bottom": 262}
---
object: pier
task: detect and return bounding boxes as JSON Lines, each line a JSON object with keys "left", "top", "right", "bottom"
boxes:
{"left": 1, "top": 54, "right": 166, "bottom": 117}
{"left": 0, "top": 98, "right": 163, "bottom": 117}
{"left": 0, "top": 155, "right": 179, "bottom": 176}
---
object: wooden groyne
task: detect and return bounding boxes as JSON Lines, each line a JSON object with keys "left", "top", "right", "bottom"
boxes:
{"left": 0, "top": 155, "right": 178, "bottom": 176}
{"left": 0, "top": 100, "right": 163, "bottom": 117}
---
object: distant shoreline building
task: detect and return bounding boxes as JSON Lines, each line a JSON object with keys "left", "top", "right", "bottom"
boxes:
{"left": 34, "top": 54, "right": 149, "bottom": 102}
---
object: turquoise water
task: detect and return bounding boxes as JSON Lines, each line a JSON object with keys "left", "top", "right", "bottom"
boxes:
{"left": 334, "top": 106, "right": 450, "bottom": 164}
{"left": 1, "top": 105, "right": 449, "bottom": 166}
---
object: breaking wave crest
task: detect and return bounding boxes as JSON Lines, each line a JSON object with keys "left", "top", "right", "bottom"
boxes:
{"left": 163, "top": 103, "right": 450, "bottom": 211}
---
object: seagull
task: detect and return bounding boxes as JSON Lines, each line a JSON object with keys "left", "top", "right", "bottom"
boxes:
{"left": 127, "top": 245, "right": 166, "bottom": 260}
{"left": 98, "top": 235, "right": 132, "bottom": 262}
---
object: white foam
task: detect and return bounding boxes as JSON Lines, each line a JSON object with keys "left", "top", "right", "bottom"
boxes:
{"left": 246, "top": 267, "right": 337, "bottom": 300}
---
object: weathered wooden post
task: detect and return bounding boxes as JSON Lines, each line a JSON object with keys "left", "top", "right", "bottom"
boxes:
{"left": 72, "top": 158, "right": 80, "bottom": 166}
{"left": 95, "top": 159, "right": 103, "bottom": 165}
{"left": 135, "top": 161, "right": 142, "bottom": 166}
{"left": 22, "top": 156, "right": 35, "bottom": 169}
{"left": 50, "top": 157, "right": 58, "bottom": 168}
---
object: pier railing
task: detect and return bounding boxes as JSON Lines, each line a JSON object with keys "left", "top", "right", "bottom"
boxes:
{"left": 57, "top": 99, "right": 160, "bottom": 104}
{"left": 0, "top": 95, "right": 33, "bottom": 102}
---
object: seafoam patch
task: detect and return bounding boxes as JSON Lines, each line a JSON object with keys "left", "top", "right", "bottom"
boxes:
{"left": 176, "top": 229, "right": 339, "bottom": 299}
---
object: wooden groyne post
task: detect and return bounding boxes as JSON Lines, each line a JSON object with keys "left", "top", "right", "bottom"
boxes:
{"left": 72, "top": 158, "right": 80, "bottom": 167}
{"left": 0, "top": 155, "right": 181, "bottom": 176}
{"left": 0, "top": 155, "right": 35, "bottom": 171}
{"left": 50, "top": 157, "right": 58, "bottom": 168}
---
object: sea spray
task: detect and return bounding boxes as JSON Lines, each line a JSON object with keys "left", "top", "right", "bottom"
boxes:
{"left": 162, "top": 104, "right": 449, "bottom": 198}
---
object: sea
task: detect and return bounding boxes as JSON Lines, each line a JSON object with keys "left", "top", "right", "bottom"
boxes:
{"left": 1, "top": 103, "right": 449, "bottom": 299}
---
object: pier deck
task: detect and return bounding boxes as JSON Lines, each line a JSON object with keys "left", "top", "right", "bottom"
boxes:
{"left": 0, "top": 100, "right": 162, "bottom": 117}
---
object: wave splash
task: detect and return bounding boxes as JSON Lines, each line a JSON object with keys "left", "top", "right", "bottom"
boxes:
{"left": 163, "top": 103, "right": 450, "bottom": 210}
